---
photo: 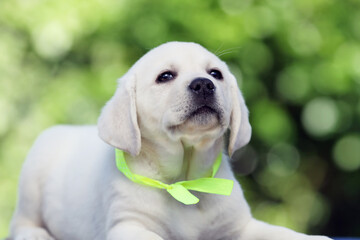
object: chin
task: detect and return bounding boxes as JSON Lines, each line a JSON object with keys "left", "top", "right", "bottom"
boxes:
{"left": 166, "top": 113, "right": 226, "bottom": 146}
{"left": 183, "top": 114, "right": 219, "bottom": 132}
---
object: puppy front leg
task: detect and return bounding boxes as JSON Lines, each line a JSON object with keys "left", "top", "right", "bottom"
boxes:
{"left": 240, "top": 219, "right": 332, "bottom": 240}
{"left": 107, "top": 222, "right": 164, "bottom": 240}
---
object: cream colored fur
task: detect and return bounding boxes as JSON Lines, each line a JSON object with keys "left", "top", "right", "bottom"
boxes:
{"left": 8, "top": 42, "right": 331, "bottom": 240}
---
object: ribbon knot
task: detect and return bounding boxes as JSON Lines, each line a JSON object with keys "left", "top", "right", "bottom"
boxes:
{"left": 115, "top": 149, "right": 234, "bottom": 205}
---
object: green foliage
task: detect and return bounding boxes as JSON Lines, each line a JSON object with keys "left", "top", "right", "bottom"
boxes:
{"left": 1, "top": 0, "right": 360, "bottom": 237}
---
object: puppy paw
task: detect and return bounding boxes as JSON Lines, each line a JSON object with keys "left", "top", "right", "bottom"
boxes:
{"left": 300, "top": 236, "right": 333, "bottom": 240}
{"left": 14, "top": 235, "right": 54, "bottom": 240}
{"left": 13, "top": 227, "right": 54, "bottom": 240}
{"left": 14, "top": 236, "right": 54, "bottom": 240}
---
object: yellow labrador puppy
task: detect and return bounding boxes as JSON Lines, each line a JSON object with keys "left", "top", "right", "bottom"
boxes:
{"left": 8, "top": 42, "right": 331, "bottom": 240}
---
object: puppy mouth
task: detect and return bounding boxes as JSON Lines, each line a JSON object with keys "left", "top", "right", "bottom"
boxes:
{"left": 185, "top": 105, "right": 221, "bottom": 126}
{"left": 189, "top": 106, "right": 218, "bottom": 117}
{"left": 165, "top": 104, "right": 224, "bottom": 135}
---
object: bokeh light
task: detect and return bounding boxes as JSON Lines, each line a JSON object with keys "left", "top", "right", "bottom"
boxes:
{"left": 288, "top": 22, "right": 322, "bottom": 57}
{"left": 232, "top": 145, "right": 258, "bottom": 176}
{"left": 267, "top": 143, "right": 300, "bottom": 176}
{"left": 32, "top": 21, "right": 73, "bottom": 60}
{"left": 332, "top": 134, "right": 360, "bottom": 172}
{"left": 220, "top": 0, "right": 252, "bottom": 15}
{"left": 238, "top": 41, "right": 273, "bottom": 74}
{"left": 252, "top": 100, "right": 294, "bottom": 145}
{"left": 276, "top": 65, "right": 312, "bottom": 104}
{"left": 301, "top": 97, "right": 340, "bottom": 137}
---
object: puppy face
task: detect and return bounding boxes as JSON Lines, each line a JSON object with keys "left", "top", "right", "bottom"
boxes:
{"left": 98, "top": 42, "right": 251, "bottom": 156}
{"left": 133, "top": 43, "right": 233, "bottom": 145}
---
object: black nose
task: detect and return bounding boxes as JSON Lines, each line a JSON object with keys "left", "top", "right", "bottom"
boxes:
{"left": 188, "top": 78, "right": 216, "bottom": 98}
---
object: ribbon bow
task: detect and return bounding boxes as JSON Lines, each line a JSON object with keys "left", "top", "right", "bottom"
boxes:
{"left": 115, "top": 149, "right": 234, "bottom": 205}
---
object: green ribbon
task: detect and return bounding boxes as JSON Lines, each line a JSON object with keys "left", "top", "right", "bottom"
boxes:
{"left": 115, "top": 149, "right": 234, "bottom": 205}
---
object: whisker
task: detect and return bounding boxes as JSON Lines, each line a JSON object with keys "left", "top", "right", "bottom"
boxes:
{"left": 214, "top": 43, "right": 225, "bottom": 56}
{"left": 215, "top": 46, "right": 243, "bottom": 57}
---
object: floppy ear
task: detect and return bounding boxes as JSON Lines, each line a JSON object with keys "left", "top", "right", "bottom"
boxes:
{"left": 97, "top": 72, "right": 141, "bottom": 156}
{"left": 228, "top": 76, "right": 252, "bottom": 157}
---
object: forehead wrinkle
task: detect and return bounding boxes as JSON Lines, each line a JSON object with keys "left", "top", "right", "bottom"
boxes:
{"left": 155, "top": 64, "right": 178, "bottom": 76}
{"left": 205, "top": 62, "right": 216, "bottom": 72}
{"left": 166, "top": 64, "right": 178, "bottom": 73}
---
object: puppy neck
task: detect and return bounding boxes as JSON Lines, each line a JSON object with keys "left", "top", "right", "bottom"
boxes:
{"left": 124, "top": 136, "right": 224, "bottom": 183}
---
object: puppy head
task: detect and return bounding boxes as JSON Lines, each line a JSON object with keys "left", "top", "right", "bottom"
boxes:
{"left": 98, "top": 42, "right": 251, "bottom": 156}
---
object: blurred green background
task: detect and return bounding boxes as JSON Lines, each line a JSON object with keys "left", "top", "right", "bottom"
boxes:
{"left": 1, "top": 0, "right": 360, "bottom": 238}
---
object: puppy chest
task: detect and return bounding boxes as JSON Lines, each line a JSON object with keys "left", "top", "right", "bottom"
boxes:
{"left": 161, "top": 205, "right": 234, "bottom": 240}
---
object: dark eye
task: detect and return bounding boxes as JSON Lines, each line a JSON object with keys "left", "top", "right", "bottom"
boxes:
{"left": 156, "top": 71, "right": 177, "bottom": 83}
{"left": 209, "top": 69, "right": 223, "bottom": 80}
